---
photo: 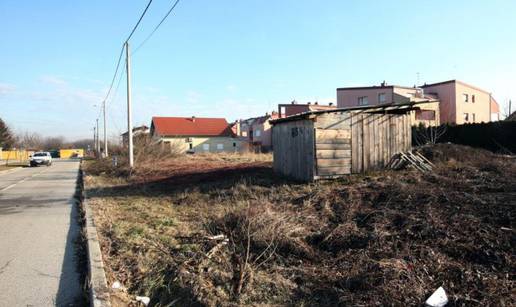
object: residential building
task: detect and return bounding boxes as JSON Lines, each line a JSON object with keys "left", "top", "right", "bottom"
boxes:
{"left": 278, "top": 101, "right": 336, "bottom": 118}
{"left": 337, "top": 82, "right": 440, "bottom": 126}
{"left": 150, "top": 116, "right": 240, "bottom": 153}
{"left": 233, "top": 112, "right": 280, "bottom": 152}
{"left": 121, "top": 125, "right": 150, "bottom": 146}
{"left": 421, "top": 80, "right": 500, "bottom": 124}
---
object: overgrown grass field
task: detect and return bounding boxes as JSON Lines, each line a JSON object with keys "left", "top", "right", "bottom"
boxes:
{"left": 84, "top": 146, "right": 515, "bottom": 306}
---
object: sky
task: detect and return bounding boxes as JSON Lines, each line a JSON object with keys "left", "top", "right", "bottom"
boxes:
{"left": 0, "top": 0, "right": 515, "bottom": 140}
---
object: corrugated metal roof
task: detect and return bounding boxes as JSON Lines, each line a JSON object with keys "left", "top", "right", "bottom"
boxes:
{"left": 152, "top": 116, "right": 234, "bottom": 136}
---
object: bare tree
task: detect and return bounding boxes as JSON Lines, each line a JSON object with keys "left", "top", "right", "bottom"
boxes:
{"left": 413, "top": 123, "right": 447, "bottom": 146}
{"left": 70, "top": 139, "right": 94, "bottom": 150}
{"left": 42, "top": 136, "right": 65, "bottom": 150}
{"left": 17, "top": 131, "right": 43, "bottom": 149}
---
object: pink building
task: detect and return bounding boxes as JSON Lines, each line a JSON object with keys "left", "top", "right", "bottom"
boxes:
{"left": 278, "top": 101, "right": 336, "bottom": 118}
{"left": 337, "top": 82, "right": 440, "bottom": 126}
{"left": 233, "top": 112, "right": 280, "bottom": 152}
{"left": 337, "top": 80, "right": 500, "bottom": 125}
{"left": 421, "top": 80, "right": 500, "bottom": 124}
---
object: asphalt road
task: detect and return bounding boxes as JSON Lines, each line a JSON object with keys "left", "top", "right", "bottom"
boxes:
{"left": 0, "top": 160, "right": 83, "bottom": 306}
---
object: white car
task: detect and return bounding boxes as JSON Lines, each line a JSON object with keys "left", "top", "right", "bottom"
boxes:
{"left": 30, "top": 152, "right": 52, "bottom": 167}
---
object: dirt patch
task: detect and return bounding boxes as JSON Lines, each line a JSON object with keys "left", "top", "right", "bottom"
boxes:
{"left": 84, "top": 146, "right": 516, "bottom": 306}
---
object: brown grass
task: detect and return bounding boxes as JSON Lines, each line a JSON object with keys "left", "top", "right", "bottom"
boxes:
{"left": 84, "top": 145, "right": 515, "bottom": 306}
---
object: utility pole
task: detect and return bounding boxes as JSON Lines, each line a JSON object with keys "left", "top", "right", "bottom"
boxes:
{"left": 125, "top": 42, "right": 134, "bottom": 168}
{"left": 103, "top": 100, "right": 108, "bottom": 157}
{"left": 93, "top": 126, "right": 96, "bottom": 155}
{"left": 96, "top": 118, "right": 100, "bottom": 158}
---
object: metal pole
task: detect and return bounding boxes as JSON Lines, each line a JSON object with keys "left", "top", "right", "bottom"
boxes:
{"left": 93, "top": 126, "right": 96, "bottom": 155}
{"left": 125, "top": 42, "right": 134, "bottom": 168}
{"left": 103, "top": 100, "right": 108, "bottom": 157}
{"left": 96, "top": 118, "right": 100, "bottom": 158}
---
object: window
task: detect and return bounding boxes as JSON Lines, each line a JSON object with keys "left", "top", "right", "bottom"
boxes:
{"left": 189, "top": 143, "right": 193, "bottom": 150}
{"left": 378, "top": 93, "right": 386, "bottom": 103}
{"left": 463, "top": 93, "right": 469, "bottom": 102}
{"left": 472, "top": 113, "right": 476, "bottom": 122}
{"left": 216, "top": 144, "right": 224, "bottom": 150}
{"left": 255, "top": 129, "right": 261, "bottom": 137}
{"left": 233, "top": 142, "right": 236, "bottom": 147}
{"left": 202, "top": 144, "right": 210, "bottom": 151}
{"left": 242, "top": 131, "right": 247, "bottom": 137}
{"left": 472, "top": 95, "right": 475, "bottom": 103}
{"left": 463, "top": 113, "right": 469, "bottom": 122}
{"left": 358, "top": 96, "right": 369, "bottom": 106}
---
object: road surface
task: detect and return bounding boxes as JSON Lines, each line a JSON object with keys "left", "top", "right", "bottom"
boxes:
{"left": 0, "top": 160, "right": 83, "bottom": 306}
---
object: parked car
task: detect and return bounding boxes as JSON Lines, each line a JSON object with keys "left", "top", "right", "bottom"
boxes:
{"left": 29, "top": 152, "right": 52, "bottom": 167}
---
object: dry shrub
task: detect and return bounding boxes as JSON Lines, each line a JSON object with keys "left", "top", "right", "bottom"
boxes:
{"left": 198, "top": 201, "right": 306, "bottom": 305}
{"left": 133, "top": 135, "right": 184, "bottom": 164}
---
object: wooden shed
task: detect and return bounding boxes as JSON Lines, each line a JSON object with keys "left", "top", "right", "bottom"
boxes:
{"left": 271, "top": 103, "right": 421, "bottom": 181}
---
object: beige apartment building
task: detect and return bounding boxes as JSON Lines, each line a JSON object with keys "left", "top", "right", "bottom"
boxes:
{"left": 337, "top": 80, "right": 500, "bottom": 125}
{"left": 421, "top": 80, "right": 500, "bottom": 124}
{"left": 337, "top": 82, "right": 440, "bottom": 126}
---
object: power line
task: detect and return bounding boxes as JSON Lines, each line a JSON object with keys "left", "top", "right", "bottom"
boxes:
{"left": 108, "top": 69, "right": 126, "bottom": 133}
{"left": 125, "top": 0, "right": 154, "bottom": 43}
{"left": 100, "top": 0, "right": 154, "bottom": 111}
{"left": 133, "top": 0, "right": 181, "bottom": 54}
{"left": 102, "top": 46, "right": 124, "bottom": 105}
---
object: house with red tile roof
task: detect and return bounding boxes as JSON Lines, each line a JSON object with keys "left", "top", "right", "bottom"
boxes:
{"left": 150, "top": 116, "right": 241, "bottom": 153}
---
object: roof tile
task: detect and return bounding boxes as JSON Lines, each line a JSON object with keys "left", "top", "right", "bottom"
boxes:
{"left": 152, "top": 117, "right": 234, "bottom": 136}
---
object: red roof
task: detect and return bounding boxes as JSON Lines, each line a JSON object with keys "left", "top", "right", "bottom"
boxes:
{"left": 151, "top": 117, "right": 234, "bottom": 137}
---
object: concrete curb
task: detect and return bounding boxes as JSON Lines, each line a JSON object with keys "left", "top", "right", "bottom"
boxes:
{"left": 80, "top": 170, "right": 111, "bottom": 307}
{"left": 0, "top": 167, "right": 22, "bottom": 176}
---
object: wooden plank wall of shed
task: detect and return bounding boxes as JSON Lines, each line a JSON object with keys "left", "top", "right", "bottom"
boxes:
{"left": 313, "top": 112, "right": 352, "bottom": 176}
{"left": 351, "top": 112, "right": 411, "bottom": 173}
{"left": 272, "top": 119, "right": 315, "bottom": 181}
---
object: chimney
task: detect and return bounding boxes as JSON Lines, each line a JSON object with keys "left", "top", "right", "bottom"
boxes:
{"left": 329, "top": 102, "right": 333, "bottom": 106}
{"left": 381, "top": 80, "right": 386, "bottom": 87}
{"left": 191, "top": 116, "right": 196, "bottom": 122}
{"left": 314, "top": 101, "right": 319, "bottom": 105}
{"left": 291, "top": 100, "right": 296, "bottom": 104}
{"left": 307, "top": 102, "right": 311, "bottom": 105}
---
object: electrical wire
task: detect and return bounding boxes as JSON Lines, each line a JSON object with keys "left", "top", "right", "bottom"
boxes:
{"left": 96, "top": 0, "right": 183, "bottom": 138}
{"left": 98, "top": 0, "right": 154, "bottom": 115}
{"left": 133, "top": 0, "right": 181, "bottom": 54}
{"left": 125, "top": 0, "right": 154, "bottom": 43}
{"left": 108, "top": 69, "right": 126, "bottom": 134}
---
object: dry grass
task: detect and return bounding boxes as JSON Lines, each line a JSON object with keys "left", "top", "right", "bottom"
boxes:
{"left": 84, "top": 144, "right": 515, "bottom": 306}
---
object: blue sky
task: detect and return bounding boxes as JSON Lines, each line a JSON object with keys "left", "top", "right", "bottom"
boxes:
{"left": 1, "top": 0, "right": 515, "bottom": 140}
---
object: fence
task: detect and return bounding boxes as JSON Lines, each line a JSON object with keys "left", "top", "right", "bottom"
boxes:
{"left": 412, "top": 121, "right": 516, "bottom": 153}
{"left": 60, "top": 149, "right": 84, "bottom": 159}
{"left": 1, "top": 150, "right": 32, "bottom": 164}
